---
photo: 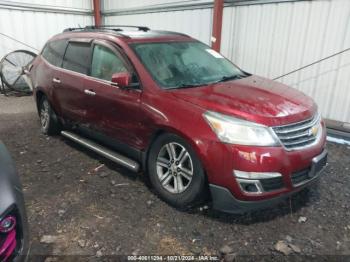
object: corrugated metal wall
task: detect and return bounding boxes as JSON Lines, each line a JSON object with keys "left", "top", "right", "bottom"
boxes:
{"left": 0, "top": 0, "right": 93, "bottom": 59}
{"left": 221, "top": 0, "right": 350, "bottom": 124}
{"left": 102, "top": 0, "right": 350, "bottom": 124}
{"left": 8, "top": 0, "right": 91, "bottom": 9}
{"left": 102, "top": 0, "right": 213, "bottom": 45}
{"left": 104, "top": 9, "right": 212, "bottom": 45}
{"left": 103, "top": 0, "right": 189, "bottom": 10}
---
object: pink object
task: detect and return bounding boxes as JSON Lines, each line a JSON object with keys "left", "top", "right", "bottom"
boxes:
{"left": 3, "top": 238, "right": 16, "bottom": 262}
{"left": 0, "top": 216, "right": 16, "bottom": 233}
{"left": 0, "top": 229, "right": 17, "bottom": 260}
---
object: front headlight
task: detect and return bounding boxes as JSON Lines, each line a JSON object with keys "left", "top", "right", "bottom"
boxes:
{"left": 203, "top": 111, "right": 280, "bottom": 146}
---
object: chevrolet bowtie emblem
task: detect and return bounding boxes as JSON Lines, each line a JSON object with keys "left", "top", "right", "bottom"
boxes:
{"left": 309, "top": 126, "right": 318, "bottom": 137}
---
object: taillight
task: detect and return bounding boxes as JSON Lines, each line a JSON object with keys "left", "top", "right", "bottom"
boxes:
{"left": 0, "top": 216, "right": 16, "bottom": 233}
{"left": 0, "top": 215, "right": 18, "bottom": 261}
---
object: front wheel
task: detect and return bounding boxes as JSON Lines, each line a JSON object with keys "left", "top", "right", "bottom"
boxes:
{"left": 147, "top": 133, "right": 208, "bottom": 209}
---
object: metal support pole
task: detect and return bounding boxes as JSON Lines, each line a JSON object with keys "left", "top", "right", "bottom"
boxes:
{"left": 211, "top": 0, "right": 224, "bottom": 52}
{"left": 93, "top": 0, "right": 102, "bottom": 26}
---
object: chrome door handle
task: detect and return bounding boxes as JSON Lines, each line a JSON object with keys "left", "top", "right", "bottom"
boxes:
{"left": 52, "top": 78, "right": 61, "bottom": 83}
{"left": 84, "top": 89, "right": 96, "bottom": 96}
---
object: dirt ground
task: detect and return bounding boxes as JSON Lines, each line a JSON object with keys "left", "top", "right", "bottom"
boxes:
{"left": 1, "top": 95, "right": 350, "bottom": 261}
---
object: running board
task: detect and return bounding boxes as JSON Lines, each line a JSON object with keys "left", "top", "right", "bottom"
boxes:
{"left": 61, "top": 131, "right": 140, "bottom": 172}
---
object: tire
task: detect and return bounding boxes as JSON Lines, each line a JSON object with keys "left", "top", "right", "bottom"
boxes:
{"left": 39, "top": 96, "right": 61, "bottom": 135}
{"left": 148, "top": 133, "right": 208, "bottom": 209}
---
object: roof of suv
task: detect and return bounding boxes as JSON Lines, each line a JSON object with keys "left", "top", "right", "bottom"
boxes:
{"left": 57, "top": 26, "right": 193, "bottom": 43}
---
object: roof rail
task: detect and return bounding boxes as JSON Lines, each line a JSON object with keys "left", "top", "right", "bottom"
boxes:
{"left": 63, "top": 25, "right": 150, "bottom": 33}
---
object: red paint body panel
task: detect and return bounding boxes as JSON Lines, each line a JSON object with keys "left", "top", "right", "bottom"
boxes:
{"left": 82, "top": 76, "right": 143, "bottom": 148}
{"left": 171, "top": 75, "right": 317, "bottom": 126}
{"left": 31, "top": 30, "right": 327, "bottom": 206}
{"left": 53, "top": 69, "right": 88, "bottom": 121}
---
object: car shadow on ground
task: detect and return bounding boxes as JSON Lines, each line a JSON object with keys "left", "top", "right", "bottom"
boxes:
{"left": 200, "top": 186, "right": 319, "bottom": 225}
{"left": 60, "top": 136, "right": 321, "bottom": 226}
{"left": 61, "top": 137, "right": 141, "bottom": 180}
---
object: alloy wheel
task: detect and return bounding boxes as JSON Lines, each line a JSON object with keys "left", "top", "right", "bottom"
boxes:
{"left": 156, "top": 142, "right": 194, "bottom": 194}
{"left": 40, "top": 100, "right": 50, "bottom": 130}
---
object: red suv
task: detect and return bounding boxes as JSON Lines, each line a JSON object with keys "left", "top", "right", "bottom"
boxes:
{"left": 30, "top": 26, "right": 327, "bottom": 213}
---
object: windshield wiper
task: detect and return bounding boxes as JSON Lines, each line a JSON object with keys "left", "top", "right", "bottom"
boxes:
{"left": 169, "top": 82, "right": 205, "bottom": 89}
{"left": 169, "top": 74, "right": 244, "bottom": 89}
{"left": 214, "top": 74, "right": 242, "bottom": 83}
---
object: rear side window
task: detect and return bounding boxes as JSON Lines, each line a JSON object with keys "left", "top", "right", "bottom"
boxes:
{"left": 42, "top": 39, "right": 67, "bottom": 67}
{"left": 62, "top": 42, "right": 90, "bottom": 74}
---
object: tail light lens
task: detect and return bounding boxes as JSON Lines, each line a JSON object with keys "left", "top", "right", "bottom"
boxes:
{"left": 0, "top": 216, "right": 16, "bottom": 233}
{"left": 0, "top": 214, "right": 18, "bottom": 261}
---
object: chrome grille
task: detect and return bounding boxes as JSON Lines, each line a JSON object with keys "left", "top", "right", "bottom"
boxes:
{"left": 272, "top": 114, "right": 321, "bottom": 150}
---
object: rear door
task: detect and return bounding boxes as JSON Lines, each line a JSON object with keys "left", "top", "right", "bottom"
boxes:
{"left": 36, "top": 39, "right": 68, "bottom": 109}
{"left": 82, "top": 40, "right": 143, "bottom": 149}
{"left": 52, "top": 39, "right": 91, "bottom": 123}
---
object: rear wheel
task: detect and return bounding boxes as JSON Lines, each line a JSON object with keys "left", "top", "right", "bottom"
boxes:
{"left": 148, "top": 133, "right": 207, "bottom": 209}
{"left": 39, "top": 96, "right": 61, "bottom": 135}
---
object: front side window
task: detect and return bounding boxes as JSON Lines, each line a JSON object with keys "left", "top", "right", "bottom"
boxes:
{"left": 62, "top": 42, "right": 90, "bottom": 74}
{"left": 131, "top": 41, "right": 244, "bottom": 89}
{"left": 90, "top": 45, "right": 127, "bottom": 81}
{"left": 42, "top": 39, "right": 67, "bottom": 67}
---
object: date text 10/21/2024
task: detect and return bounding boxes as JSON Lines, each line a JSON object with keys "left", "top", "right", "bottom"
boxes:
{"left": 127, "top": 255, "right": 220, "bottom": 261}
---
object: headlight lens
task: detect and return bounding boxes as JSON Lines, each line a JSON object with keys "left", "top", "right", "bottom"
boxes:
{"left": 203, "top": 111, "right": 280, "bottom": 146}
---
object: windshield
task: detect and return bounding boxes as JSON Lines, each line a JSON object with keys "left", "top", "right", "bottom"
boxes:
{"left": 131, "top": 41, "right": 245, "bottom": 89}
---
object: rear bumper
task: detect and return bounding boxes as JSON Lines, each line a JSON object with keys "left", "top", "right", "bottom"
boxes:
{"left": 209, "top": 153, "right": 327, "bottom": 214}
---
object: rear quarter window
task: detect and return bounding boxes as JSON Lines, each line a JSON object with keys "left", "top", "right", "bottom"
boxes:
{"left": 62, "top": 42, "right": 91, "bottom": 75}
{"left": 42, "top": 39, "right": 67, "bottom": 67}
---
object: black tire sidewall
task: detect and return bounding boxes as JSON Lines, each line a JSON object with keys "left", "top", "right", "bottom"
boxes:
{"left": 39, "top": 96, "right": 60, "bottom": 135}
{"left": 148, "top": 133, "right": 207, "bottom": 209}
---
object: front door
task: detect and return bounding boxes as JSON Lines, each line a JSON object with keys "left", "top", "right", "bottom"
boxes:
{"left": 82, "top": 40, "right": 143, "bottom": 149}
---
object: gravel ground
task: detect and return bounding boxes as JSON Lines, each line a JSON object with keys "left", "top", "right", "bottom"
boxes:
{"left": 0, "top": 95, "right": 349, "bottom": 261}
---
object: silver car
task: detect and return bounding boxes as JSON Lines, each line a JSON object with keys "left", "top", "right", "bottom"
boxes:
{"left": 0, "top": 142, "right": 29, "bottom": 261}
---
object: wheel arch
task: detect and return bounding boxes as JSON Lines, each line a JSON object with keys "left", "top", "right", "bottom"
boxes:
{"left": 35, "top": 88, "right": 62, "bottom": 129}
{"left": 35, "top": 88, "right": 61, "bottom": 118}
{"left": 35, "top": 89, "right": 46, "bottom": 114}
{"left": 142, "top": 126, "right": 209, "bottom": 183}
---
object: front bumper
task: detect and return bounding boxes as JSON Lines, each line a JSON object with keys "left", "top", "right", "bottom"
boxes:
{"left": 201, "top": 120, "right": 327, "bottom": 200}
{"left": 209, "top": 149, "right": 328, "bottom": 214}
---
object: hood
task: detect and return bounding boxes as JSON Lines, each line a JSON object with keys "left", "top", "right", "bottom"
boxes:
{"left": 171, "top": 75, "right": 317, "bottom": 126}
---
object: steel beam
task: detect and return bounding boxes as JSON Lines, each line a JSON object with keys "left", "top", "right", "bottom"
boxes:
{"left": 103, "top": 1, "right": 213, "bottom": 16}
{"left": 93, "top": 0, "right": 102, "bottom": 26}
{"left": 0, "top": 0, "right": 92, "bottom": 15}
{"left": 102, "top": 0, "right": 309, "bottom": 16}
{"left": 212, "top": 0, "right": 224, "bottom": 52}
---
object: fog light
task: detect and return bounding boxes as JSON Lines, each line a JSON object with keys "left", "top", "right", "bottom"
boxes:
{"left": 236, "top": 178, "right": 263, "bottom": 194}
{"left": 241, "top": 182, "right": 259, "bottom": 193}
{"left": 0, "top": 216, "right": 16, "bottom": 233}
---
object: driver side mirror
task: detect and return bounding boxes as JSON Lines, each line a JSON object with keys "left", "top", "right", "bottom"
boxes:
{"left": 111, "top": 72, "right": 131, "bottom": 88}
